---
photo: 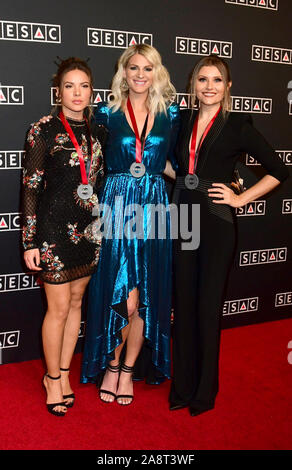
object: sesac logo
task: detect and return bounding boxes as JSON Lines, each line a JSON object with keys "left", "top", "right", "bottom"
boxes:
{"left": 0, "top": 151, "right": 24, "bottom": 169}
{"left": 87, "top": 28, "right": 152, "bottom": 48}
{"left": 223, "top": 297, "right": 259, "bottom": 316}
{"left": 225, "top": 0, "right": 278, "bottom": 10}
{"left": 176, "top": 93, "right": 192, "bottom": 109}
{"left": 176, "top": 93, "right": 199, "bottom": 110}
{"left": 275, "top": 292, "right": 292, "bottom": 307}
{"left": 240, "top": 247, "right": 287, "bottom": 266}
{"left": 235, "top": 201, "right": 266, "bottom": 216}
{"left": 176, "top": 36, "right": 232, "bottom": 58}
{"left": 246, "top": 151, "right": 292, "bottom": 166}
{"left": 0, "top": 330, "right": 20, "bottom": 349}
{"left": 231, "top": 96, "right": 272, "bottom": 113}
{"left": 252, "top": 45, "right": 292, "bottom": 65}
{"left": 0, "top": 273, "right": 41, "bottom": 293}
{"left": 0, "top": 85, "right": 24, "bottom": 105}
{"left": 0, "top": 213, "right": 21, "bottom": 231}
{"left": 282, "top": 200, "right": 292, "bottom": 214}
{"left": 51, "top": 87, "right": 111, "bottom": 106}
{"left": 176, "top": 94, "right": 272, "bottom": 113}
{"left": 0, "top": 20, "right": 61, "bottom": 43}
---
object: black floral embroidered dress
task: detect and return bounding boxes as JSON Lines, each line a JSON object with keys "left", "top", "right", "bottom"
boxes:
{"left": 22, "top": 115, "right": 106, "bottom": 284}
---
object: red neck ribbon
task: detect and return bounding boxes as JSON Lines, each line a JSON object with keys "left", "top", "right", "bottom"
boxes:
{"left": 188, "top": 106, "right": 222, "bottom": 175}
{"left": 59, "top": 111, "right": 93, "bottom": 185}
{"left": 127, "top": 98, "right": 149, "bottom": 163}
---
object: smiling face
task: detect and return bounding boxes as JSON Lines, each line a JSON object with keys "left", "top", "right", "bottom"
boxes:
{"left": 194, "top": 65, "right": 229, "bottom": 108}
{"left": 123, "top": 53, "right": 154, "bottom": 98}
{"left": 57, "top": 69, "right": 92, "bottom": 119}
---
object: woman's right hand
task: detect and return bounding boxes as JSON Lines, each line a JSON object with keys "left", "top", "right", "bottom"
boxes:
{"left": 24, "top": 248, "right": 42, "bottom": 271}
{"left": 38, "top": 115, "right": 53, "bottom": 124}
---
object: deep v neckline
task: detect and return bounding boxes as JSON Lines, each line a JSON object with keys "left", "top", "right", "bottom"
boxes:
{"left": 123, "top": 109, "right": 156, "bottom": 142}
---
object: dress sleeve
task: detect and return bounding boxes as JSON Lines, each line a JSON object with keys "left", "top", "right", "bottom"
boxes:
{"left": 93, "top": 101, "right": 110, "bottom": 128}
{"left": 240, "top": 114, "right": 289, "bottom": 182}
{"left": 22, "top": 123, "right": 46, "bottom": 251}
{"left": 167, "top": 103, "right": 181, "bottom": 171}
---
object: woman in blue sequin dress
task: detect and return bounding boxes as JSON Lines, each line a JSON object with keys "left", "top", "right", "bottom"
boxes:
{"left": 81, "top": 44, "right": 180, "bottom": 405}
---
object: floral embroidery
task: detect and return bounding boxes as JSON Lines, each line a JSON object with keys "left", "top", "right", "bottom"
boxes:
{"left": 23, "top": 169, "right": 44, "bottom": 189}
{"left": 90, "top": 246, "right": 102, "bottom": 267}
{"left": 27, "top": 123, "right": 42, "bottom": 148}
{"left": 72, "top": 137, "right": 104, "bottom": 209}
{"left": 50, "top": 133, "right": 70, "bottom": 156}
{"left": 40, "top": 242, "right": 64, "bottom": 280}
{"left": 67, "top": 223, "right": 83, "bottom": 244}
{"left": 73, "top": 191, "right": 99, "bottom": 211}
{"left": 66, "top": 134, "right": 91, "bottom": 167}
{"left": 55, "top": 133, "right": 69, "bottom": 145}
{"left": 22, "top": 215, "right": 37, "bottom": 250}
{"left": 69, "top": 151, "right": 80, "bottom": 167}
{"left": 81, "top": 134, "right": 88, "bottom": 155}
{"left": 87, "top": 138, "right": 104, "bottom": 187}
{"left": 84, "top": 218, "right": 103, "bottom": 245}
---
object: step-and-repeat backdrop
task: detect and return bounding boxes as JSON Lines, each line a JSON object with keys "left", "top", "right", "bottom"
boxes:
{"left": 0, "top": 0, "right": 291, "bottom": 364}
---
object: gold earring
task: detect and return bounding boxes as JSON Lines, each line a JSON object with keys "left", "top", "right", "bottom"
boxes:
{"left": 121, "top": 79, "right": 129, "bottom": 91}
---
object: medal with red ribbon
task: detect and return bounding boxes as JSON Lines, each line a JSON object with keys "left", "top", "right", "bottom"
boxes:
{"left": 59, "top": 111, "right": 94, "bottom": 199}
{"left": 185, "top": 106, "right": 222, "bottom": 189}
{"left": 127, "top": 97, "right": 149, "bottom": 178}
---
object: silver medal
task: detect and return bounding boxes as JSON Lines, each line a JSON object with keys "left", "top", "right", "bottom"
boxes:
{"left": 130, "top": 162, "right": 146, "bottom": 178}
{"left": 185, "top": 174, "right": 199, "bottom": 190}
{"left": 77, "top": 183, "right": 93, "bottom": 200}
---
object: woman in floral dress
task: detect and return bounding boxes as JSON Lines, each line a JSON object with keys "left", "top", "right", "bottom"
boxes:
{"left": 22, "top": 57, "right": 106, "bottom": 416}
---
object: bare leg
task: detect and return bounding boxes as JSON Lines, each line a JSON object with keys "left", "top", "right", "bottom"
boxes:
{"left": 42, "top": 282, "right": 71, "bottom": 414}
{"left": 116, "top": 288, "right": 144, "bottom": 405}
{"left": 60, "top": 276, "right": 91, "bottom": 405}
{"left": 99, "top": 287, "right": 143, "bottom": 403}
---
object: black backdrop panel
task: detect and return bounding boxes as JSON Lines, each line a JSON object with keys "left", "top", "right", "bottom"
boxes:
{"left": 0, "top": 0, "right": 291, "bottom": 364}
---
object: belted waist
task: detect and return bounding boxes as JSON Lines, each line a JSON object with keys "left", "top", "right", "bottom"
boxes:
{"left": 175, "top": 176, "right": 230, "bottom": 191}
{"left": 172, "top": 176, "right": 234, "bottom": 224}
{"left": 175, "top": 176, "right": 213, "bottom": 191}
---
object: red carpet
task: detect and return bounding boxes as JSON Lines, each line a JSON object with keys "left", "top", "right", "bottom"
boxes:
{"left": 1, "top": 318, "right": 291, "bottom": 450}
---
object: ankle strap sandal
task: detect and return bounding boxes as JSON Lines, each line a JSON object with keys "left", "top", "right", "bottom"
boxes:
{"left": 43, "top": 373, "right": 67, "bottom": 417}
{"left": 60, "top": 368, "right": 75, "bottom": 408}
{"left": 99, "top": 363, "right": 120, "bottom": 403}
{"left": 116, "top": 363, "right": 134, "bottom": 406}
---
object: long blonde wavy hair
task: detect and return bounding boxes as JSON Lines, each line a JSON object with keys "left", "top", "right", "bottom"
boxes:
{"left": 190, "top": 55, "right": 232, "bottom": 115}
{"left": 108, "top": 44, "right": 176, "bottom": 115}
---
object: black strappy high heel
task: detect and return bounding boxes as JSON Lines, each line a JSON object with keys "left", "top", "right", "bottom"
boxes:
{"left": 116, "top": 363, "right": 134, "bottom": 406}
{"left": 60, "top": 367, "right": 75, "bottom": 408}
{"left": 43, "top": 373, "right": 67, "bottom": 417}
{"left": 99, "top": 363, "right": 120, "bottom": 403}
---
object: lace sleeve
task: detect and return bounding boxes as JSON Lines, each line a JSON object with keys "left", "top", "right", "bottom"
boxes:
{"left": 22, "top": 123, "right": 46, "bottom": 251}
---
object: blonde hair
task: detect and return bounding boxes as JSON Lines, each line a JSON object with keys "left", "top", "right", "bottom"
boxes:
{"left": 108, "top": 44, "right": 176, "bottom": 115}
{"left": 190, "top": 55, "right": 232, "bottom": 114}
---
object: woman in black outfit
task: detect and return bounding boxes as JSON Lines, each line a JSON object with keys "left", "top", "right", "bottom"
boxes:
{"left": 22, "top": 58, "right": 106, "bottom": 416}
{"left": 169, "top": 55, "right": 289, "bottom": 417}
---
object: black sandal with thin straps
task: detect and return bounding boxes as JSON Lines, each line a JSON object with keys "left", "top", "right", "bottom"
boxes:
{"left": 99, "top": 363, "right": 120, "bottom": 403}
{"left": 116, "top": 363, "right": 134, "bottom": 406}
{"left": 60, "top": 367, "right": 75, "bottom": 408}
{"left": 43, "top": 373, "right": 67, "bottom": 417}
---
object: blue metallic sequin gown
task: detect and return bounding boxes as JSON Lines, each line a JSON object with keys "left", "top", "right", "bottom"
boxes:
{"left": 81, "top": 101, "right": 180, "bottom": 384}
